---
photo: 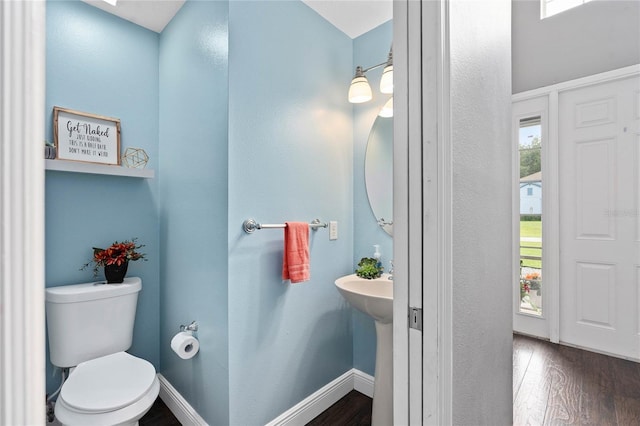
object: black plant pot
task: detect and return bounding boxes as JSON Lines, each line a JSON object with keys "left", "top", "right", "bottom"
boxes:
{"left": 104, "top": 262, "right": 129, "bottom": 284}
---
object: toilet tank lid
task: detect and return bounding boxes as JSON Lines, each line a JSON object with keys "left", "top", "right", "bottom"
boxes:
{"left": 46, "top": 277, "right": 141, "bottom": 304}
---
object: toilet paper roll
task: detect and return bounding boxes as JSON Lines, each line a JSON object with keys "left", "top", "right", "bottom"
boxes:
{"left": 171, "top": 332, "right": 200, "bottom": 360}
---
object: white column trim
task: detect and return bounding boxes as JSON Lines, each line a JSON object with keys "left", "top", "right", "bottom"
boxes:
{"left": 547, "top": 89, "right": 561, "bottom": 344}
{"left": 392, "top": 1, "right": 411, "bottom": 425}
{"left": 0, "top": 1, "right": 46, "bottom": 424}
{"left": 435, "top": 1, "right": 453, "bottom": 424}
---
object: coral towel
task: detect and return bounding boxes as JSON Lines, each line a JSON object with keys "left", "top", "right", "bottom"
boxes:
{"left": 282, "top": 222, "right": 310, "bottom": 283}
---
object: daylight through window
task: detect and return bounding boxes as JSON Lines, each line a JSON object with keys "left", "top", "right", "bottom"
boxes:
{"left": 519, "top": 117, "right": 543, "bottom": 316}
{"left": 541, "top": 0, "right": 592, "bottom": 19}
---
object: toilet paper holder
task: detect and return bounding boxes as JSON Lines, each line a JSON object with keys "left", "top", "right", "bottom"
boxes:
{"left": 180, "top": 321, "right": 198, "bottom": 333}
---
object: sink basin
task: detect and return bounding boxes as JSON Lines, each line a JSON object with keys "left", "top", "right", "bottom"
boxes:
{"left": 335, "top": 273, "right": 393, "bottom": 323}
{"left": 335, "top": 273, "right": 393, "bottom": 426}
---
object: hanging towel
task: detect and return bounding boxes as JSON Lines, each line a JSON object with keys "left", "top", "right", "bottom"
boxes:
{"left": 282, "top": 222, "right": 310, "bottom": 283}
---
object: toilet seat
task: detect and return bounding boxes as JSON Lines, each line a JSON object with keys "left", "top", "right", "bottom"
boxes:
{"left": 55, "top": 352, "right": 159, "bottom": 426}
{"left": 61, "top": 352, "right": 156, "bottom": 413}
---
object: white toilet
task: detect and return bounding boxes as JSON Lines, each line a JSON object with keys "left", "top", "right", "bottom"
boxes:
{"left": 46, "top": 277, "right": 159, "bottom": 426}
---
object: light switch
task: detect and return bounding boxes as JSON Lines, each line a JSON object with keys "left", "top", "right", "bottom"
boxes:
{"left": 329, "top": 221, "right": 338, "bottom": 240}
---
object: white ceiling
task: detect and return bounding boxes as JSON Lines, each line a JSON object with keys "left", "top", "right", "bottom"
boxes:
{"left": 82, "top": 0, "right": 391, "bottom": 39}
{"left": 81, "top": 0, "right": 186, "bottom": 33}
{"left": 302, "top": 0, "right": 392, "bottom": 39}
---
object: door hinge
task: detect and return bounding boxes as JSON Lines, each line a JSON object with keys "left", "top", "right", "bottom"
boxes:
{"left": 409, "top": 307, "right": 423, "bottom": 331}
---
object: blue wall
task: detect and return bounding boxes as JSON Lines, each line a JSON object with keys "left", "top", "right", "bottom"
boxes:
{"left": 158, "top": 1, "right": 230, "bottom": 424}
{"left": 45, "top": 0, "right": 392, "bottom": 421}
{"left": 44, "top": 0, "right": 160, "bottom": 395}
{"left": 352, "top": 21, "right": 393, "bottom": 376}
{"left": 227, "top": 1, "right": 354, "bottom": 424}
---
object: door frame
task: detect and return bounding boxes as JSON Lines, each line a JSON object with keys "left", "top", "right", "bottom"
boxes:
{"left": 0, "top": 1, "right": 47, "bottom": 423}
{"left": 512, "top": 64, "right": 640, "bottom": 343}
{"left": 393, "top": 0, "right": 453, "bottom": 424}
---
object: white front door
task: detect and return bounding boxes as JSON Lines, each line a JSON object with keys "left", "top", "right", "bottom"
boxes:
{"left": 559, "top": 75, "right": 640, "bottom": 360}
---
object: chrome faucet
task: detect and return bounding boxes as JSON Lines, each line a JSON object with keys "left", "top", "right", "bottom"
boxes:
{"left": 388, "top": 260, "right": 393, "bottom": 280}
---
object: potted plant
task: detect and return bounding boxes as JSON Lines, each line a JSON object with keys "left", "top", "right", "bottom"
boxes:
{"left": 355, "top": 257, "right": 384, "bottom": 279}
{"left": 520, "top": 270, "right": 542, "bottom": 313}
{"left": 82, "top": 238, "right": 146, "bottom": 283}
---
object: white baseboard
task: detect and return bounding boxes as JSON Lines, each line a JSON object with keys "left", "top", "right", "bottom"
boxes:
{"left": 353, "top": 369, "right": 375, "bottom": 398}
{"left": 266, "top": 368, "right": 375, "bottom": 426}
{"left": 157, "top": 373, "right": 208, "bottom": 426}
{"left": 158, "top": 369, "right": 374, "bottom": 426}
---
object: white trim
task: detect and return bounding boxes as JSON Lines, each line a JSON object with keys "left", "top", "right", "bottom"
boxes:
{"left": 157, "top": 374, "right": 208, "bottom": 426}
{"left": 512, "top": 64, "right": 640, "bottom": 101}
{"left": 0, "top": 1, "right": 46, "bottom": 424}
{"left": 435, "top": 1, "right": 453, "bottom": 424}
{"left": 265, "top": 369, "right": 372, "bottom": 426}
{"left": 407, "top": 0, "right": 425, "bottom": 423}
{"left": 547, "top": 90, "right": 561, "bottom": 344}
{"left": 392, "top": 1, "right": 411, "bottom": 425}
{"left": 352, "top": 369, "right": 375, "bottom": 398}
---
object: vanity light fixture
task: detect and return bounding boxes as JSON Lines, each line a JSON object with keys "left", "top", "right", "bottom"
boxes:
{"left": 102, "top": 0, "right": 118, "bottom": 6}
{"left": 348, "top": 66, "right": 373, "bottom": 104}
{"left": 348, "top": 47, "right": 393, "bottom": 103}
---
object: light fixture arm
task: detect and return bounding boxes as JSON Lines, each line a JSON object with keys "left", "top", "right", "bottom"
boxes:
{"left": 359, "top": 61, "right": 388, "bottom": 74}
{"left": 356, "top": 46, "right": 393, "bottom": 75}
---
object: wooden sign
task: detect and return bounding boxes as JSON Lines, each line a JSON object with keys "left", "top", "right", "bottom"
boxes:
{"left": 53, "top": 107, "right": 121, "bottom": 165}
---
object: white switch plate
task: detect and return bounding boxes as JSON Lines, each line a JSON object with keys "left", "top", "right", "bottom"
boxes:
{"left": 329, "top": 221, "right": 338, "bottom": 240}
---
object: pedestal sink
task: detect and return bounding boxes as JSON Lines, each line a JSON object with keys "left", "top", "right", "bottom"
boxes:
{"left": 335, "top": 274, "right": 392, "bottom": 426}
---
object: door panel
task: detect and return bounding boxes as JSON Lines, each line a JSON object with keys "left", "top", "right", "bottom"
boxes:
{"left": 575, "top": 138, "right": 615, "bottom": 239}
{"left": 575, "top": 261, "right": 616, "bottom": 328}
{"left": 559, "top": 76, "right": 640, "bottom": 360}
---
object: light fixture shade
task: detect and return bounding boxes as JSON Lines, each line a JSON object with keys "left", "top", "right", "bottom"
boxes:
{"left": 102, "top": 0, "right": 118, "bottom": 5}
{"left": 378, "top": 97, "right": 393, "bottom": 118}
{"left": 349, "top": 76, "right": 372, "bottom": 104}
{"left": 380, "top": 64, "right": 393, "bottom": 94}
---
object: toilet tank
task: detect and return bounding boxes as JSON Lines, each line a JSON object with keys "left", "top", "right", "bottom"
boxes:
{"left": 45, "top": 277, "right": 142, "bottom": 368}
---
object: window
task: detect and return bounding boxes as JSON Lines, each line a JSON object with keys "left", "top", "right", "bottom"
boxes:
{"left": 541, "top": 0, "right": 592, "bottom": 19}
{"left": 519, "top": 117, "right": 542, "bottom": 316}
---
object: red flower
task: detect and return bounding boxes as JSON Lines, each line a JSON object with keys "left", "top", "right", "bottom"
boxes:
{"left": 82, "top": 238, "right": 146, "bottom": 277}
{"left": 524, "top": 272, "right": 540, "bottom": 280}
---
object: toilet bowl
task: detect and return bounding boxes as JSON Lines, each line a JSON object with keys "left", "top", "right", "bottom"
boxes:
{"left": 55, "top": 352, "right": 159, "bottom": 426}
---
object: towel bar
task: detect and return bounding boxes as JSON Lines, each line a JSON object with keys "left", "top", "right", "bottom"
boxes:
{"left": 243, "top": 218, "right": 327, "bottom": 234}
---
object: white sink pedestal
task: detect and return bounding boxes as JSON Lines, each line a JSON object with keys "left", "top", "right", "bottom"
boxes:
{"left": 372, "top": 321, "right": 393, "bottom": 426}
{"left": 334, "top": 274, "right": 393, "bottom": 426}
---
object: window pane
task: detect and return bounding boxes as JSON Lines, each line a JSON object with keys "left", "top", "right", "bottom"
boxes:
{"left": 541, "top": 0, "right": 592, "bottom": 19}
{"left": 519, "top": 118, "right": 542, "bottom": 315}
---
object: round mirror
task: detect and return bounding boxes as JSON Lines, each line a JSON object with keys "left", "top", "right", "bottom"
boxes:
{"left": 365, "top": 112, "right": 393, "bottom": 236}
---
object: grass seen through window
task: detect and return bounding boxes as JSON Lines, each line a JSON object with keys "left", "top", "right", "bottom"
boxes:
{"left": 520, "top": 220, "right": 541, "bottom": 269}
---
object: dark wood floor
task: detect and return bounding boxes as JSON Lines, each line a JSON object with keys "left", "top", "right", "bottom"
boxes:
{"left": 307, "top": 390, "right": 373, "bottom": 426}
{"left": 137, "top": 391, "right": 372, "bottom": 426}
{"left": 140, "top": 398, "right": 181, "bottom": 426}
{"left": 514, "top": 334, "right": 640, "bottom": 425}
{"left": 140, "top": 335, "right": 640, "bottom": 426}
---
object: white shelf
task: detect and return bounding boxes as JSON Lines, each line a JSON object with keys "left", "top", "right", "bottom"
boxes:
{"left": 45, "top": 159, "right": 154, "bottom": 179}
